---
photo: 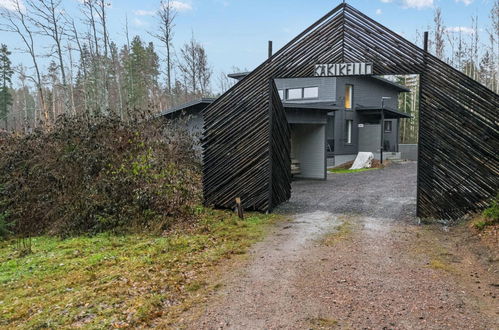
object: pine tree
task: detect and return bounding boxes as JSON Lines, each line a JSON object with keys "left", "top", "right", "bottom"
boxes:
{"left": 0, "top": 44, "right": 13, "bottom": 130}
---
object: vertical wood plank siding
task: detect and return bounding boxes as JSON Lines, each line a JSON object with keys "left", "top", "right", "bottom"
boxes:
{"left": 203, "top": 3, "right": 499, "bottom": 218}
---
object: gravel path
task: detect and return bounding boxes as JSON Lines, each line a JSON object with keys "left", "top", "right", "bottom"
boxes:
{"left": 185, "top": 162, "right": 498, "bottom": 329}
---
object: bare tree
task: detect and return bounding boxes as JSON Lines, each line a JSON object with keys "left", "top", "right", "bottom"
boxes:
{"left": 196, "top": 45, "right": 212, "bottom": 95}
{"left": 95, "top": 0, "right": 110, "bottom": 58}
{"left": 487, "top": 0, "right": 498, "bottom": 92}
{"left": 0, "top": 0, "right": 47, "bottom": 124}
{"left": 178, "top": 34, "right": 212, "bottom": 95}
{"left": 179, "top": 35, "right": 198, "bottom": 94}
{"left": 432, "top": 7, "right": 445, "bottom": 60}
{"left": 26, "top": 0, "right": 71, "bottom": 114}
{"left": 217, "top": 71, "right": 236, "bottom": 94}
{"left": 151, "top": 0, "right": 177, "bottom": 95}
{"left": 82, "top": 0, "right": 100, "bottom": 57}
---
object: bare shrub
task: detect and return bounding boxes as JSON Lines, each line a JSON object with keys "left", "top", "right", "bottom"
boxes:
{"left": 0, "top": 113, "right": 202, "bottom": 237}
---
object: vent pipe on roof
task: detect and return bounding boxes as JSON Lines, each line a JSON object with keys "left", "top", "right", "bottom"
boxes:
{"left": 423, "top": 31, "right": 429, "bottom": 52}
{"left": 268, "top": 40, "right": 273, "bottom": 58}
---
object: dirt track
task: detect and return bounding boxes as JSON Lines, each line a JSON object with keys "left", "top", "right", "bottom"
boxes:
{"left": 184, "top": 162, "right": 498, "bottom": 329}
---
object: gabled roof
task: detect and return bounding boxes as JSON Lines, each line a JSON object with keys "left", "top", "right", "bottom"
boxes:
{"left": 159, "top": 98, "right": 216, "bottom": 116}
{"left": 161, "top": 98, "right": 339, "bottom": 116}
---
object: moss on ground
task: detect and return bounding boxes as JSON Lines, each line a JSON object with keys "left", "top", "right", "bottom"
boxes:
{"left": 328, "top": 168, "right": 378, "bottom": 174}
{"left": 322, "top": 217, "right": 357, "bottom": 246}
{"left": 0, "top": 209, "right": 281, "bottom": 329}
{"left": 307, "top": 316, "right": 339, "bottom": 329}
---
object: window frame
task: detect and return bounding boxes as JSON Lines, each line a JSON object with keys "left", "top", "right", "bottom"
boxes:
{"left": 345, "top": 84, "right": 353, "bottom": 110}
{"left": 384, "top": 120, "right": 392, "bottom": 133}
{"left": 345, "top": 120, "right": 353, "bottom": 144}
{"left": 286, "top": 88, "right": 303, "bottom": 100}
{"left": 278, "top": 89, "right": 284, "bottom": 100}
{"left": 303, "top": 86, "right": 319, "bottom": 99}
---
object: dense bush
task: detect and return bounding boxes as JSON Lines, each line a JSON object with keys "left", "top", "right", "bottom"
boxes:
{"left": 0, "top": 115, "right": 202, "bottom": 237}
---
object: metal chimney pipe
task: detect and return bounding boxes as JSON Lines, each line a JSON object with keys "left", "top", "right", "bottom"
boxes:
{"left": 423, "top": 31, "right": 429, "bottom": 52}
{"left": 268, "top": 40, "right": 273, "bottom": 58}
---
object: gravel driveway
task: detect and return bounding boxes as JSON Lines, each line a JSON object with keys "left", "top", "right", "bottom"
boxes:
{"left": 186, "top": 162, "right": 498, "bottom": 329}
{"left": 277, "top": 161, "right": 417, "bottom": 220}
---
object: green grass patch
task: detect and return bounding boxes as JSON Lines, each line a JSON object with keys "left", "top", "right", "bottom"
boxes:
{"left": 470, "top": 195, "right": 499, "bottom": 231}
{"left": 328, "top": 167, "right": 378, "bottom": 174}
{"left": 0, "top": 209, "right": 281, "bottom": 329}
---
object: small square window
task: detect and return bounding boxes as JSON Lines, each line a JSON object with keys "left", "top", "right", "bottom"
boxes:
{"left": 384, "top": 121, "right": 392, "bottom": 132}
{"left": 287, "top": 88, "right": 302, "bottom": 100}
{"left": 303, "top": 87, "right": 319, "bottom": 99}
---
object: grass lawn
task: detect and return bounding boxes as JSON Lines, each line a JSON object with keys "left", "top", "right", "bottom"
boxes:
{"left": 0, "top": 209, "right": 280, "bottom": 328}
{"left": 328, "top": 167, "right": 379, "bottom": 174}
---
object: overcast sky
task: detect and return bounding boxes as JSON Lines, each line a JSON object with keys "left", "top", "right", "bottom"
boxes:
{"left": 0, "top": 0, "right": 496, "bottom": 88}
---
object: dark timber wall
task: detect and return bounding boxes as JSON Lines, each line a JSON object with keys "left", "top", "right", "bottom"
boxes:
{"left": 203, "top": 3, "right": 499, "bottom": 218}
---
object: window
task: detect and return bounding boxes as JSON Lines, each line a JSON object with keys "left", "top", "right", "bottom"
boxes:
{"left": 345, "top": 120, "right": 353, "bottom": 144}
{"left": 345, "top": 85, "right": 353, "bottom": 109}
{"left": 303, "top": 86, "right": 319, "bottom": 99}
{"left": 384, "top": 121, "right": 392, "bottom": 132}
{"left": 287, "top": 88, "right": 302, "bottom": 100}
{"left": 284, "top": 86, "right": 319, "bottom": 100}
{"left": 278, "top": 89, "right": 284, "bottom": 100}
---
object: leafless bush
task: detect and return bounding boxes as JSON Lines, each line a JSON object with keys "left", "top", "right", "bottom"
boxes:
{"left": 0, "top": 113, "right": 202, "bottom": 237}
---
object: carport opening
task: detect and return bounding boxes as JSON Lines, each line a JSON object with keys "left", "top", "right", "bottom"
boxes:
{"left": 275, "top": 74, "right": 420, "bottom": 180}
{"left": 290, "top": 123, "right": 326, "bottom": 180}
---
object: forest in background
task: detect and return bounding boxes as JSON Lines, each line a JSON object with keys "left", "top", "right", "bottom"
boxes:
{"left": 396, "top": 2, "right": 498, "bottom": 144}
{"left": 0, "top": 0, "right": 240, "bottom": 132}
{"left": 0, "top": 0, "right": 497, "bottom": 137}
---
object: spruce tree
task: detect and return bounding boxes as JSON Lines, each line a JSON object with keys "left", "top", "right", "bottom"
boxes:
{"left": 0, "top": 44, "right": 13, "bottom": 130}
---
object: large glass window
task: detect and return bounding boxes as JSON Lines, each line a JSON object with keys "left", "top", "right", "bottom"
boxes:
{"left": 287, "top": 88, "right": 302, "bottom": 100}
{"left": 345, "top": 85, "right": 353, "bottom": 109}
{"left": 345, "top": 120, "right": 353, "bottom": 144}
{"left": 303, "top": 86, "right": 319, "bottom": 99}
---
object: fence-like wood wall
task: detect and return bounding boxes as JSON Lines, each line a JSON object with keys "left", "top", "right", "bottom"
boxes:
{"left": 203, "top": 3, "right": 499, "bottom": 218}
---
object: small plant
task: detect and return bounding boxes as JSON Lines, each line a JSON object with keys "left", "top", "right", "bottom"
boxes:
{"left": 472, "top": 195, "right": 498, "bottom": 231}
{"left": 15, "top": 236, "right": 32, "bottom": 256}
{"left": 483, "top": 195, "right": 499, "bottom": 221}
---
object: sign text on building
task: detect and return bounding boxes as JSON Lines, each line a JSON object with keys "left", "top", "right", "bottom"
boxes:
{"left": 315, "top": 62, "right": 373, "bottom": 77}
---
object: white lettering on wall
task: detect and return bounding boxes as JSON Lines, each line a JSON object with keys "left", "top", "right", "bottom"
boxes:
{"left": 315, "top": 62, "right": 373, "bottom": 77}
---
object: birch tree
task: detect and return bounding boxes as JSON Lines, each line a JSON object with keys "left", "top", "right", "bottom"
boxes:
{"left": 179, "top": 35, "right": 212, "bottom": 95}
{"left": 152, "top": 0, "right": 177, "bottom": 95}
{"left": 0, "top": 44, "right": 13, "bottom": 129}
{"left": 0, "top": 0, "right": 47, "bottom": 124}
{"left": 432, "top": 7, "right": 445, "bottom": 60}
{"left": 26, "top": 0, "right": 70, "bottom": 114}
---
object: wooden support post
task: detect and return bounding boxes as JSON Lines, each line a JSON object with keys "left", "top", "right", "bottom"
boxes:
{"left": 235, "top": 197, "right": 244, "bottom": 219}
